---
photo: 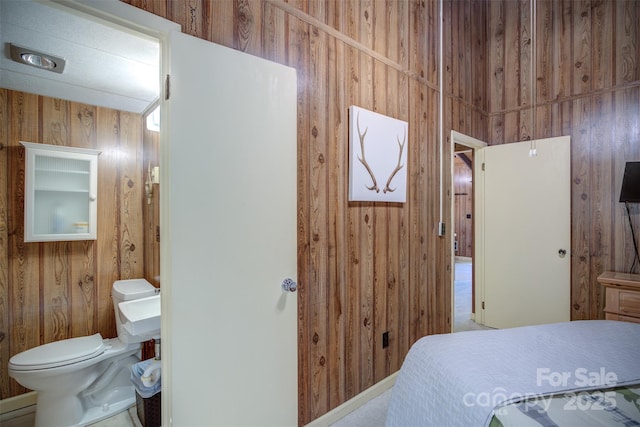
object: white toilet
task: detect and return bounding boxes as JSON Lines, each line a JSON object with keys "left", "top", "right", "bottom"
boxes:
{"left": 8, "top": 279, "right": 160, "bottom": 427}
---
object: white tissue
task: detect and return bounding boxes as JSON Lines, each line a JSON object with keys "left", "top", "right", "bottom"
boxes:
{"left": 141, "top": 361, "right": 161, "bottom": 387}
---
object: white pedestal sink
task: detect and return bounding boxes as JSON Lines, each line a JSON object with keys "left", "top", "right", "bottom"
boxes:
{"left": 118, "top": 294, "right": 160, "bottom": 340}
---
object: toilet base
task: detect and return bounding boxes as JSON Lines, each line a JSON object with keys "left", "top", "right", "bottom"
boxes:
{"left": 78, "top": 395, "right": 136, "bottom": 426}
{"left": 34, "top": 393, "right": 136, "bottom": 427}
{"left": 33, "top": 355, "right": 139, "bottom": 427}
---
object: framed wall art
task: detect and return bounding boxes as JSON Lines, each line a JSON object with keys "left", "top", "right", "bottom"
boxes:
{"left": 348, "top": 106, "right": 408, "bottom": 202}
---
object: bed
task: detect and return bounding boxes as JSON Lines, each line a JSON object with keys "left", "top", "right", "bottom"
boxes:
{"left": 385, "top": 320, "right": 640, "bottom": 426}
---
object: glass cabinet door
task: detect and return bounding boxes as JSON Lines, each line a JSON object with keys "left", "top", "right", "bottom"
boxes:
{"left": 21, "top": 141, "right": 101, "bottom": 242}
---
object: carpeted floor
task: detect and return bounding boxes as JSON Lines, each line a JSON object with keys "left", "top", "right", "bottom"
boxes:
{"left": 453, "top": 259, "right": 489, "bottom": 332}
{"left": 330, "top": 260, "right": 488, "bottom": 426}
{"left": 329, "top": 389, "right": 392, "bottom": 427}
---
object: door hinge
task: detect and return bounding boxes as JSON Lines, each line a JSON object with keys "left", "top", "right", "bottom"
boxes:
{"left": 481, "top": 162, "right": 485, "bottom": 171}
{"left": 164, "top": 74, "right": 171, "bottom": 100}
{"left": 482, "top": 301, "right": 485, "bottom": 309}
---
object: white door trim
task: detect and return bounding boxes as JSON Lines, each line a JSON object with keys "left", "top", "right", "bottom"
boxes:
{"left": 50, "top": 0, "right": 180, "bottom": 36}
{"left": 42, "top": 1, "right": 178, "bottom": 424}
{"left": 450, "top": 131, "right": 487, "bottom": 331}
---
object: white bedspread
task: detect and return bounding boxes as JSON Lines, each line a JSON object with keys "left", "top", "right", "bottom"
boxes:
{"left": 385, "top": 320, "right": 640, "bottom": 427}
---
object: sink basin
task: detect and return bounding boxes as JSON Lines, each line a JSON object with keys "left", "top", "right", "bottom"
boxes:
{"left": 118, "top": 294, "right": 160, "bottom": 338}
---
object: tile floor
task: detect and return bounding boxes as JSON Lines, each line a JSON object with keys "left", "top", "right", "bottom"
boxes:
{"left": 1, "top": 405, "right": 142, "bottom": 427}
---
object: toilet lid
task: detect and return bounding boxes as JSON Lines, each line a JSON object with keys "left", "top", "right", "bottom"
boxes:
{"left": 9, "top": 333, "right": 106, "bottom": 371}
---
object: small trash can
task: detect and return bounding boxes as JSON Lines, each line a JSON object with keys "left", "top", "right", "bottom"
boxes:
{"left": 131, "top": 358, "right": 162, "bottom": 427}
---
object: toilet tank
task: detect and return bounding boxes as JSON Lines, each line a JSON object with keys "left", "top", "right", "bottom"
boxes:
{"left": 112, "top": 279, "right": 157, "bottom": 343}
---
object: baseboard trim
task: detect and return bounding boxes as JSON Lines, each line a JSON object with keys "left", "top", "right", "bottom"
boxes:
{"left": 2, "top": 375, "right": 398, "bottom": 425}
{"left": 304, "top": 372, "right": 397, "bottom": 427}
{"left": 0, "top": 392, "right": 37, "bottom": 416}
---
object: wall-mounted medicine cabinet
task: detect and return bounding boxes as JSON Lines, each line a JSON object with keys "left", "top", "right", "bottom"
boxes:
{"left": 20, "top": 142, "right": 101, "bottom": 242}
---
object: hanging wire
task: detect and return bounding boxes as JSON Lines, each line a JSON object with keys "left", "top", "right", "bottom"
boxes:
{"left": 529, "top": 0, "right": 537, "bottom": 157}
{"left": 625, "top": 202, "right": 640, "bottom": 273}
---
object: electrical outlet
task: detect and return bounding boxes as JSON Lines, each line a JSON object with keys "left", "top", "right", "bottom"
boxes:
{"left": 382, "top": 331, "right": 389, "bottom": 348}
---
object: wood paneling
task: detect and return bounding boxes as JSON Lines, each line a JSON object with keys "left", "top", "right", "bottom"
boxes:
{"left": 453, "top": 154, "right": 473, "bottom": 258}
{"left": 7, "top": 92, "right": 40, "bottom": 397}
{"left": 143, "top": 120, "right": 161, "bottom": 288}
{"left": 2, "top": 0, "right": 637, "bottom": 425}
{"left": 487, "top": 0, "right": 640, "bottom": 322}
{"left": 121, "top": 0, "right": 448, "bottom": 424}
{"left": 0, "top": 88, "right": 8, "bottom": 399}
{"left": 0, "top": 89, "right": 151, "bottom": 398}
{"left": 122, "top": 0, "right": 636, "bottom": 423}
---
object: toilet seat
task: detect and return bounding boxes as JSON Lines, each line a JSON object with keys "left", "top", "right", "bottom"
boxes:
{"left": 9, "top": 333, "right": 106, "bottom": 371}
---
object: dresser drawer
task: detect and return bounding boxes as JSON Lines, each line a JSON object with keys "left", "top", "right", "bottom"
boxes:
{"left": 599, "top": 271, "right": 640, "bottom": 323}
{"left": 619, "top": 290, "right": 640, "bottom": 317}
{"left": 605, "top": 313, "right": 640, "bottom": 324}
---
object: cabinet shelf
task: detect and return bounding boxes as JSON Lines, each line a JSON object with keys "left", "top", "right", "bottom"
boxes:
{"left": 36, "top": 168, "right": 90, "bottom": 175}
{"left": 35, "top": 188, "right": 91, "bottom": 193}
{"left": 21, "top": 141, "right": 100, "bottom": 242}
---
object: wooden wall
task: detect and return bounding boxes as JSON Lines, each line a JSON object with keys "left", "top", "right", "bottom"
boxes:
{"left": 486, "top": 0, "right": 640, "bottom": 320}
{"left": 142, "top": 115, "right": 161, "bottom": 288}
{"left": 0, "top": 89, "right": 152, "bottom": 398}
{"left": 453, "top": 154, "right": 473, "bottom": 258}
{"left": 2, "top": 0, "right": 636, "bottom": 425}
{"left": 124, "top": 0, "right": 638, "bottom": 423}
{"left": 122, "top": 0, "right": 452, "bottom": 424}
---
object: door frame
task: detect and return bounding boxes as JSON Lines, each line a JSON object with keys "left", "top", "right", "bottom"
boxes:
{"left": 450, "top": 131, "right": 487, "bottom": 331}
{"left": 48, "top": 4, "right": 300, "bottom": 425}
{"left": 49, "top": 0, "right": 178, "bottom": 422}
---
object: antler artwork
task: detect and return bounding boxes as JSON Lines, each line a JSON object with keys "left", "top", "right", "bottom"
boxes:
{"left": 383, "top": 128, "right": 406, "bottom": 193}
{"left": 357, "top": 112, "right": 380, "bottom": 193}
{"left": 355, "top": 110, "right": 407, "bottom": 196}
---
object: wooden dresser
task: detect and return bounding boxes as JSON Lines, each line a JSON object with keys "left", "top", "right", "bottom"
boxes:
{"left": 598, "top": 271, "right": 640, "bottom": 323}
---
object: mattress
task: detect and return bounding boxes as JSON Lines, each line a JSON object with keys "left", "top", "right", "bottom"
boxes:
{"left": 385, "top": 320, "right": 640, "bottom": 426}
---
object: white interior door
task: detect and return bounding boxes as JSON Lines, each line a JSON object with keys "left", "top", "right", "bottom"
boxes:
{"left": 161, "top": 31, "right": 298, "bottom": 426}
{"left": 478, "top": 136, "right": 571, "bottom": 329}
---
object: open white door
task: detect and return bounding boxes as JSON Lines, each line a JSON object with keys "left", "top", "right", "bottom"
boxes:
{"left": 161, "top": 31, "right": 298, "bottom": 426}
{"left": 477, "top": 136, "right": 571, "bottom": 329}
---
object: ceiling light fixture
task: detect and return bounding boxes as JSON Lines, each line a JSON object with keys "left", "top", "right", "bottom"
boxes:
{"left": 9, "top": 43, "right": 66, "bottom": 74}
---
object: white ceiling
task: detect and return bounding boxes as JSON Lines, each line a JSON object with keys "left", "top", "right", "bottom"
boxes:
{"left": 0, "top": 0, "right": 159, "bottom": 114}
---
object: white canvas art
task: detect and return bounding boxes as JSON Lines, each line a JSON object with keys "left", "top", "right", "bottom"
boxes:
{"left": 348, "top": 106, "right": 409, "bottom": 202}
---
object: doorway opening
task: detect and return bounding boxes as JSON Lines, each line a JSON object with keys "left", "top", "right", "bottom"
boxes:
{"left": 450, "top": 131, "right": 487, "bottom": 332}
{"left": 0, "top": 0, "right": 175, "bottom": 424}
{"left": 453, "top": 146, "right": 474, "bottom": 331}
